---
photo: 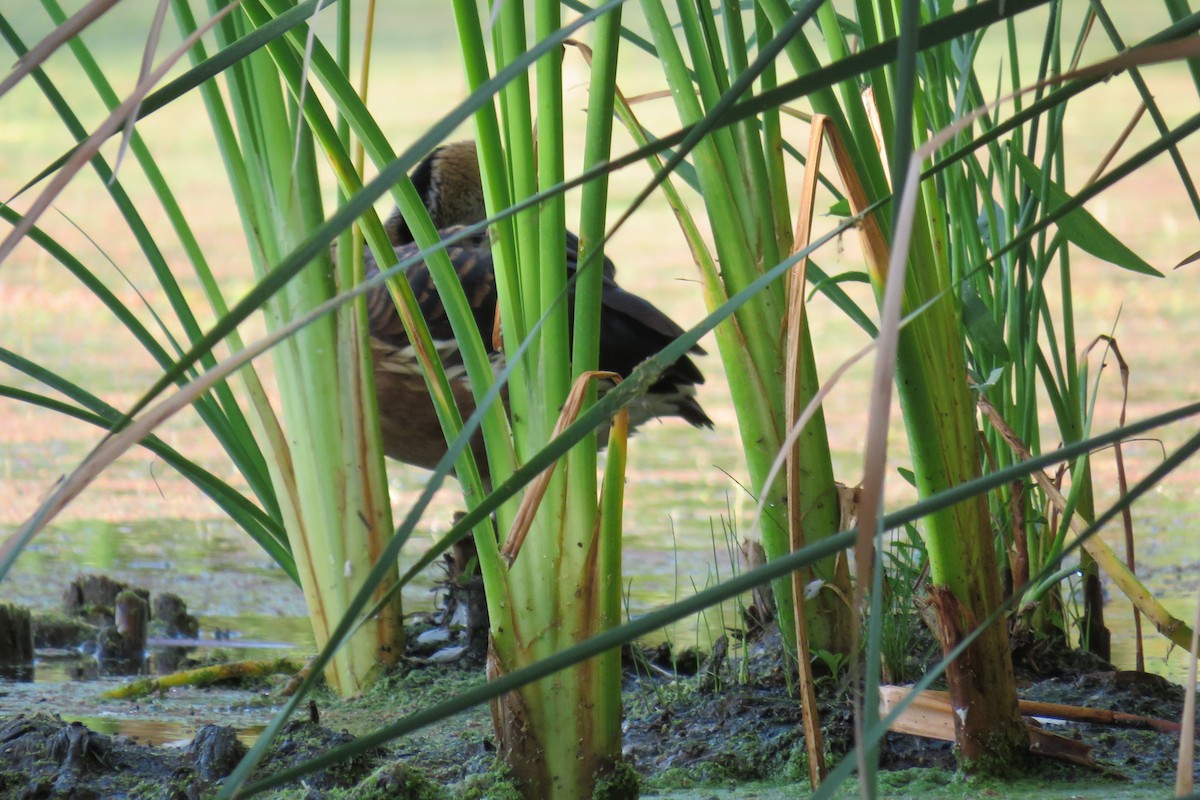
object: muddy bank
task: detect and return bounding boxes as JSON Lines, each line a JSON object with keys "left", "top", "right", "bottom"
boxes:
{"left": 0, "top": 573, "right": 1195, "bottom": 798}
{"left": 1, "top": 629, "right": 1195, "bottom": 799}
{"left": 0, "top": 713, "right": 389, "bottom": 800}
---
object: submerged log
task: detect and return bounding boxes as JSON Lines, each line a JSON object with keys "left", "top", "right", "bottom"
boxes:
{"left": 103, "top": 657, "right": 306, "bottom": 700}
{"left": 151, "top": 593, "right": 200, "bottom": 674}
{"left": 62, "top": 575, "right": 149, "bottom": 628}
{"left": 31, "top": 612, "right": 98, "bottom": 650}
{"left": 96, "top": 590, "right": 149, "bottom": 675}
{"left": 0, "top": 603, "right": 34, "bottom": 678}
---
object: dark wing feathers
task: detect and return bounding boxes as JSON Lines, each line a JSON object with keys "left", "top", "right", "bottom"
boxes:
{"left": 365, "top": 228, "right": 711, "bottom": 429}
{"left": 365, "top": 228, "right": 497, "bottom": 352}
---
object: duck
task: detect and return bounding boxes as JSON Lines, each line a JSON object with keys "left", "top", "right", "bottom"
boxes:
{"left": 363, "top": 141, "right": 712, "bottom": 479}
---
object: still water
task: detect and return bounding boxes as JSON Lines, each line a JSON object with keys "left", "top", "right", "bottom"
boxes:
{"left": 3, "top": 498, "right": 1193, "bottom": 686}
{"left": 1, "top": 468, "right": 1195, "bottom": 747}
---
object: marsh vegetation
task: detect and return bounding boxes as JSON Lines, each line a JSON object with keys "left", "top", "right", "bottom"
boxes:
{"left": 1, "top": 1, "right": 1198, "bottom": 798}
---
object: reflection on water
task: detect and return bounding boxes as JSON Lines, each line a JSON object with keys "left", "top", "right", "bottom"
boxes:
{"left": 3, "top": 518, "right": 308, "bottom": 620}
{"left": 0, "top": 518, "right": 314, "bottom": 746}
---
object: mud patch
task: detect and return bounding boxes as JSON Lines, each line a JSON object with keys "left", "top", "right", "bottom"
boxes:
{"left": 0, "top": 713, "right": 388, "bottom": 800}
{"left": 0, "top": 620, "right": 1194, "bottom": 799}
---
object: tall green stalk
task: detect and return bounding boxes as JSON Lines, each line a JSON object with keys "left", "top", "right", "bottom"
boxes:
{"left": 638, "top": 0, "right": 849, "bottom": 661}
{"left": 757, "top": 0, "right": 1035, "bottom": 767}
{"left": 173, "top": 0, "right": 402, "bottom": 694}
{"left": 444, "top": 2, "right": 630, "bottom": 795}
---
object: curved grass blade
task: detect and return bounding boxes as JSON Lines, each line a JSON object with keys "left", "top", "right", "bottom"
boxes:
{"left": 0, "top": 1, "right": 244, "bottom": 264}
{"left": 1087, "top": 1, "right": 1200, "bottom": 220}
{"left": 110, "top": 0, "right": 172, "bottom": 177}
{"left": 0, "top": 383, "right": 291, "bottom": 576}
{"left": 1011, "top": 147, "right": 1163, "bottom": 277}
{"left": 7, "top": 0, "right": 345, "bottom": 204}
{"left": 4, "top": 9, "right": 279, "bottom": 512}
{"left": 0, "top": 0, "right": 120, "bottom": 100}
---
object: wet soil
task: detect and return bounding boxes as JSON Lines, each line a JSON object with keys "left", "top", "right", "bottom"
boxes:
{"left": 0, "top": 620, "right": 1195, "bottom": 799}
{"left": 1, "top": 572, "right": 1196, "bottom": 798}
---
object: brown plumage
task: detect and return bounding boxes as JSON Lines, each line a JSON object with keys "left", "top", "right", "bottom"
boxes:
{"left": 366, "top": 141, "right": 712, "bottom": 477}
